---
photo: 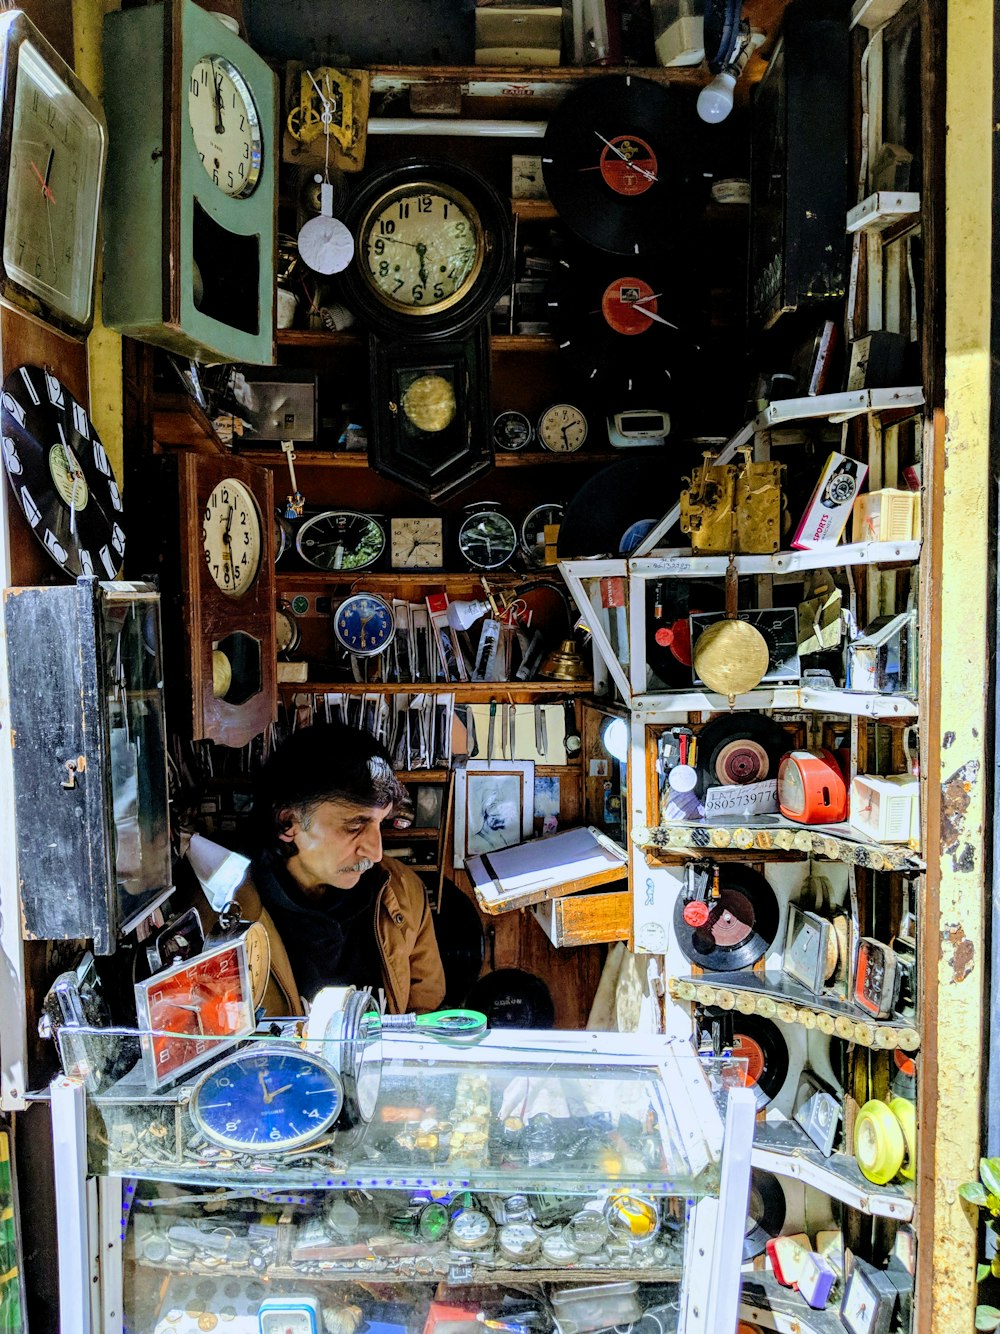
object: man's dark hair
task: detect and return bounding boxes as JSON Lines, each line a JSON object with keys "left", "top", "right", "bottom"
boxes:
{"left": 253, "top": 723, "right": 406, "bottom": 855}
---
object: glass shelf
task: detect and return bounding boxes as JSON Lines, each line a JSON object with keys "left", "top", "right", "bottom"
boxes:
{"left": 82, "top": 1030, "right": 742, "bottom": 1197}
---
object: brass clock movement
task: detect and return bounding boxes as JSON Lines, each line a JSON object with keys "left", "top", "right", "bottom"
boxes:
{"left": 102, "top": 0, "right": 277, "bottom": 365}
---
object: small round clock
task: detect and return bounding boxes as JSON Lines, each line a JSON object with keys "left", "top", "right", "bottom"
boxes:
{"left": 187, "top": 54, "right": 263, "bottom": 198}
{"left": 189, "top": 1046, "right": 344, "bottom": 1152}
{"left": 0, "top": 13, "right": 107, "bottom": 334}
{"left": 342, "top": 159, "right": 512, "bottom": 338}
{"left": 520, "top": 502, "right": 564, "bottom": 568}
{"left": 537, "top": 403, "right": 588, "bottom": 453}
{"left": 493, "top": 409, "right": 533, "bottom": 452}
{"left": 296, "top": 510, "right": 386, "bottom": 572}
{"left": 333, "top": 592, "right": 395, "bottom": 657}
{"left": 275, "top": 604, "right": 301, "bottom": 655}
{"left": 201, "top": 476, "right": 262, "bottom": 597}
{"left": 458, "top": 503, "right": 518, "bottom": 571}
{"left": 1, "top": 364, "right": 125, "bottom": 578}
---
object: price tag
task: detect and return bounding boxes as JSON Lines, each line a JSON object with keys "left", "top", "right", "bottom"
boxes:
{"left": 703, "top": 780, "right": 778, "bottom": 818}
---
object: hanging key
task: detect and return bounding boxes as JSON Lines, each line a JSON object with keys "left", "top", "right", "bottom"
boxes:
{"left": 281, "top": 440, "right": 305, "bottom": 517}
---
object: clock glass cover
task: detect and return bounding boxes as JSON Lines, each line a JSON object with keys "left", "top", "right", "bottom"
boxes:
{"left": 458, "top": 505, "right": 518, "bottom": 571}
{"left": 538, "top": 404, "right": 588, "bottom": 453}
{"left": 190, "top": 1046, "right": 344, "bottom": 1152}
{"left": 493, "top": 409, "right": 533, "bottom": 452}
{"left": 390, "top": 516, "right": 444, "bottom": 569}
{"left": 2, "top": 27, "right": 106, "bottom": 331}
{"left": 334, "top": 592, "right": 395, "bottom": 657}
{"left": 521, "top": 502, "right": 564, "bottom": 567}
{"left": 360, "top": 181, "right": 482, "bottom": 315}
{"left": 187, "top": 54, "right": 263, "bottom": 198}
{"left": 202, "top": 476, "right": 262, "bottom": 597}
{"left": 297, "top": 510, "right": 386, "bottom": 572}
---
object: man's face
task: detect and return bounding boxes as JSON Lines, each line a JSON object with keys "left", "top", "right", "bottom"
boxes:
{"left": 279, "top": 799, "right": 393, "bottom": 892}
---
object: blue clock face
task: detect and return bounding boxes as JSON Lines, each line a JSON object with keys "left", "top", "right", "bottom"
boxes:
{"left": 190, "top": 1047, "right": 343, "bottom": 1152}
{"left": 333, "top": 593, "right": 395, "bottom": 657}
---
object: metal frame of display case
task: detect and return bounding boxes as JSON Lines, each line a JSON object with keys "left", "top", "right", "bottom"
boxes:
{"left": 49, "top": 1032, "right": 755, "bottom": 1334}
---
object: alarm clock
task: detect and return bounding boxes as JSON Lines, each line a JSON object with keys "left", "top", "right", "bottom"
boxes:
{"left": 296, "top": 510, "right": 386, "bottom": 572}
{"left": 537, "top": 403, "right": 588, "bottom": 453}
{"left": 333, "top": 592, "right": 395, "bottom": 657}
{"left": 493, "top": 409, "right": 533, "bottom": 452}
{"left": 457, "top": 502, "right": 518, "bottom": 570}
{"left": 777, "top": 750, "right": 848, "bottom": 824}
{"left": 258, "top": 1296, "right": 322, "bottom": 1334}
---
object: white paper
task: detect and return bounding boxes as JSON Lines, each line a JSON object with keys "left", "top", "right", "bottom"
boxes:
{"left": 469, "top": 825, "right": 626, "bottom": 902}
{"left": 703, "top": 780, "right": 779, "bottom": 819}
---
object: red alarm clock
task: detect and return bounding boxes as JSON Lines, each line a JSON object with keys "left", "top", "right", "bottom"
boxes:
{"left": 777, "top": 750, "right": 848, "bottom": 823}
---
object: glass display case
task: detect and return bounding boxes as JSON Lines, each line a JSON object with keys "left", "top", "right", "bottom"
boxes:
{"left": 49, "top": 1030, "right": 754, "bottom": 1334}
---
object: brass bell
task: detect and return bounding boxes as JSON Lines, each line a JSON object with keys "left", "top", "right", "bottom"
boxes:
{"left": 539, "top": 638, "right": 589, "bottom": 681}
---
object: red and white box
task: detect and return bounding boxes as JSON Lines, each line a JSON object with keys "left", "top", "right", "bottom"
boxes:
{"left": 791, "top": 452, "right": 869, "bottom": 550}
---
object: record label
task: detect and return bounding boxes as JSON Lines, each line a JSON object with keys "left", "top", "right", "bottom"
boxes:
{"left": 599, "top": 135, "right": 658, "bottom": 196}
{"left": 674, "top": 862, "right": 780, "bottom": 970}
{"left": 733, "top": 1032, "right": 765, "bottom": 1086}
{"left": 714, "top": 738, "right": 771, "bottom": 785}
{"left": 601, "top": 277, "right": 657, "bottom": 335}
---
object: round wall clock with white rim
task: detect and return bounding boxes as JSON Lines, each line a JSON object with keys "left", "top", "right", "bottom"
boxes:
{"left": 201, "top": 475, "right": 262, "bottom": 598}
{"left": 186, "top": 52, "right": 263, "bottom": 199}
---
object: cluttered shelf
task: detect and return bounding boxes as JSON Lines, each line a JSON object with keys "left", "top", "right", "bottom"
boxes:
{"left": 631, "top": 686, "right": 918, "bottom": 720}
{"left": 275, "top": 330, "right": 557, "bottom": 353}
{"left": 276, "top": 570, "right": 571, "bottom": 591}
{"left": 635, "top": 820, "right": 923, "bottom": 873}
{"left": 366, "top": 62, "right": 702, "bottom": 90}
{"left": 278, "top": 680, "right": 594, "bottom": 698}
{"left": 752, "top": 1121, "right": 914, "bottom": 1221}
{"left": 241, "top": 447, "right": 620, "bottom": 468}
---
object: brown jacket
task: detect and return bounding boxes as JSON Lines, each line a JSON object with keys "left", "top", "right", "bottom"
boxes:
{"left": 234, "top": 857, "right": 446, "bottom": 1017}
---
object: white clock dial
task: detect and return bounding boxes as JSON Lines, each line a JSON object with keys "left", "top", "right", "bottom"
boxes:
{"left": 361, "top": 182, "right": 482, "bottom": 313}
{"left": 2, "top": 35, "right": 106, "bottom": 330}
{"left": 202, "top": 477, "right": 261, "bottom": 597}
{"left": 187, "top": 55, "right": 262, "bottom": 198}
{"left": 538, "top": 403, "right": 588, "bottom": 453}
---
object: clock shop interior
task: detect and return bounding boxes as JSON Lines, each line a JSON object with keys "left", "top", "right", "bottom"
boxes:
{"left": 0, "top": 1, "right": 991, "bottom": 1332}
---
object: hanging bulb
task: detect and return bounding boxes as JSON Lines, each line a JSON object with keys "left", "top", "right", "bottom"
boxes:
{"left": 697, "top": 69, "right": 737, "bottom": 123}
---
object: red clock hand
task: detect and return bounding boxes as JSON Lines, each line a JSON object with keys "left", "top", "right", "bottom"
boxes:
{"left": 30, "top": 158, "right": 56, "bottom": 205}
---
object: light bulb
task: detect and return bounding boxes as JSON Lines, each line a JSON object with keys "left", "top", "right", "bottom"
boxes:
{"left": 697, "top": 70, "right": 737, "bottom": 123}
{"left": 602, "top": 717, "right": 630, "bottom": 764}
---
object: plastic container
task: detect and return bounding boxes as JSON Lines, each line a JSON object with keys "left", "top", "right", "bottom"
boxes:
{"left": 550, "top": 1282, "right": 642, "bottom": 1334}
{"left": 651, "top": 0, "right": 704, "bottom": 67}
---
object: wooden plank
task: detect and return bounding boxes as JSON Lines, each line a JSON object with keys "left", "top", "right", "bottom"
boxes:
{"left": 532, "top": 889, "right": 630, "bottom": 947}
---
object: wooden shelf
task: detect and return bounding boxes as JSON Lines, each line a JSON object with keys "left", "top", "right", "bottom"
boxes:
{"left": 394, "top": 770, "right": 449, "bottom": 783}
{"left": 669, "top": 972, "right": 920, "bottom": 1050}
{"left": 276, "top": 569, "right": 562, "bottom": 589}
{"left": 275, "top": 329, "right": 557, "bottom": 353}
{"left": 369, "top": 63, "right": 698, "bottom": 90}
{"left": 639, "top": 818, "right": 923, "bottom": 872}
{"left": 491, "top": 333, "right": 556, "bottom": 351}
{"left": 510, "top": 198, "right": 557, "bottom": 221}
{"left": 631, "top": 685, "right": 919, "bottom": 721}
{"left": 244, "top": 447, "right": 621, "bottom": 470}
{"left": 752, "top": 1120, "right": 914, "bottom": 1221}
{"left": 847, "top": 191, "right": 921, "bottom": 235}
{"left": 279, "top": 680, "right": 593, "bottom": 698}
{"left": 152, "top": 394, "right": 227, "bottom": 455}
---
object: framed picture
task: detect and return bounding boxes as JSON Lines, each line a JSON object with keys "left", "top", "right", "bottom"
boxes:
{"left": 413, "top": 784, "right": 445, "bottom": 830}
{"left": 134, "top": 936, "right": 254, "bottom": 1090}
{"left": 454, "top": 760, "right": 534, "bottom": 868}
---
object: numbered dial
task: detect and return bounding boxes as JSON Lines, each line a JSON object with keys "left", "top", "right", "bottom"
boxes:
{"left": 187, "top": 55, "right": 263, "bottom": 198}
{"left": 202, "top": 477, "right": 262, "bottom": 597}
{"left": 296, "top": 510, "right": 386, "bottom": 572}
{"left": 390, "top": 517, "right": 443, "bottom": 569}
{"left": 190, "top": 1047, "right": 344, "bottom": 1152}
{"left": 0, "top": 365, "right": 124, "bottom": 578}
{"left": 275, "top": 604, "right": 301, "bottom": 654}
{"left": 520, "top": 502, "right": 564, "bottom": 568}
{"left": 2, "top": 27, "right": 106, "bottom": 331}
{"left": 493, "top": 410, "right": 533, "bottom": 452}
{"left": 458, "top": 505, "right": 518, "bottom": 571}
{"left": 334, "top": 592, "right": 395, "bottom": 657}
{"left": 360, "top": 182, "right": 483, "bottom": 315}
{"left": 538, "top": 403, "right": 588, "bottom": 454}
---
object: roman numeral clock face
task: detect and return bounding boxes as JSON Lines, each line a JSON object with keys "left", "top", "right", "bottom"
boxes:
{"left": 0, "top": 364, "right": 125, "bottom": 578}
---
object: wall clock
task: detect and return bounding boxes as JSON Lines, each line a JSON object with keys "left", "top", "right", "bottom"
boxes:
{"left": 333, "top": 592, "right": 395, "bottom": 658}
{"left": 102, "top": 0, "right": 277, "bottom": 365}
{"left": 177, "top": 453, "right": 276, "bottom": 748}
{"left": 0, "top": 12, "right": 107, "bottom": 338}
{"left": 341, "top": 159, "right": 512, "bottom": 340}
{"left": 458, "top": 502, "right": 518, "bottom": 571}
{"left": 390, "top": 516, "right": 444, "bottom": 570}
{"left": 368, "top": 326, "right": 494, "bottom": 501}
{"left": 295, "top": 509, "right": 386, "bottom": 572}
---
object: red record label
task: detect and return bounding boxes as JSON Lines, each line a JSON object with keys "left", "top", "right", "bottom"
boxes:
{"left": 732, "top": 1033, "right": 765, "bottom": 1088}
{"left": 599, "top": 135, "right": 658, "bottom": 197}
{"left": 601, "top": 277, "right": 657, "bottom": 335}
{"left": 714, "top": 738, "right": 770, "bottom": 785}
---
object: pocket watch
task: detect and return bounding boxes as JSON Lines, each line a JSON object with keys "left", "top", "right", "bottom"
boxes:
{"left": 187, "top": 54, "right": 263, "bottom": 198}
{"left": 342, "top": 160, "right": 512, "bottom": 338}
{"left": 202, "top": 476, "right": 262, "bottom": 596}
{"left": 538, "top": 403, "right": 588, "bottom": 453}
{"left": 448, "top": 1207, "right": 496, "bottom": 1253}
{"left": 0, "top": 12, "right": 107, "bottom": 335}
{"left": 458, "top": 502, "right": 518, "bottom": 571}
{"left": 520, "top": 502, "right": 564, "bottom": 568}
{"left": 390, "top": 516, "right": 444, "bottom": 569}
{"left": 275, "top": 603, "right": 301, "bottom": 655}
{"left": 333, "top": 592, "right": 395, "bottom": 656}
{"left": 296, "top": 510, "right": 386, "bottom": 572}
{"left": 493, "top": 409, "right": 533, "bottom": 452}
{"left": 189, "top": 1045, "right": 344, "bottom": 1152}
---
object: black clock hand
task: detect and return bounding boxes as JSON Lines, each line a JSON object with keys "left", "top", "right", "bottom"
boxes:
{"left": 416, "top": 242, "right": 428, "bottom": 288}
{"left": 212, "top": 62, "right": 225, "bottom": 135}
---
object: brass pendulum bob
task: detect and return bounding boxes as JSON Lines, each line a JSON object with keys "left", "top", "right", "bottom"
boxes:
{"left": 540, "top": 638, "right": 590, "bottom": 681}
{"left": 691, "top": 556, "right": 770, "bottom": 706}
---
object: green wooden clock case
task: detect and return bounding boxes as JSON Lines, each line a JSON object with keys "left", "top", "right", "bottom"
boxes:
{"left": 101, "top": 0, "right": 277, "bottom": 365}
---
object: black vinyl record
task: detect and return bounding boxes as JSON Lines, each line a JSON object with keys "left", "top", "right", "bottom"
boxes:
{"left": 744, "top": 1169, "right": 787, "bottom": 1260}
{"left": 557, "top": 456, "right": 696, "bottom": 560}
{"left": 695, "top": 712, "right": 793, "bottom": 798}
{"left": 466, "top": 969, "right": 555, "bottom": 1028}
{"left": 723, "top": 1011, "right": 790, "bottom": 1110}
{"left": 1, "top": 365, "right": 125, "bottom": 579}
{"left": 541, "top": 76, "right": 699, "bottom": 256}
{"left": 646, "top": 579, "right": 724, "bottom": 689}
{"left": 673, "top": 862, "right": 780, "bottom": 971}
{"left": 432, "top": 879, "right": 486, "bottom": 1007}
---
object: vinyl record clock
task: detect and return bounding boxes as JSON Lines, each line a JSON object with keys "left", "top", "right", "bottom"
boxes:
{"left": 102, "top": 0, "right": 277, "bottom": 364}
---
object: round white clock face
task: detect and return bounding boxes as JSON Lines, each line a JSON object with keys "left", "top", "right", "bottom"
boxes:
{"left": 360, "top": 182, "right": 483, "bottom": 314}
{"left": 3, "top": 37, "right": 106, "bottom": 330}
{"left": 538, "top": 403, "right": 588, "bottom": 453}
{"left": 202, "top": 477, "right": 262, "bottom": 597}
{"left": 187, "top": 55, "right": 262, "bottom": 198}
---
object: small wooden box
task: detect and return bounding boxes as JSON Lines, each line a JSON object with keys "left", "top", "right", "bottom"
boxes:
{"left": 532, "top": 887, "right": 629, "bottom": 947}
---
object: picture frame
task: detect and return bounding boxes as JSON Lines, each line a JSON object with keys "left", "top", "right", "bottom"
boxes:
{"left": 454, "top": 760, "right": 534, "bottom": 868}
{"left": 413, "top": 784, "right": 445, "bottom": 830}
{"left": 134, "top": 936, "right": 254, "bottom": 1090}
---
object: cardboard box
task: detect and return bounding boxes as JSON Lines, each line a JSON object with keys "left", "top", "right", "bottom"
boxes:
{"left": 791, "top": 452, "right": 869, "bottom": 550}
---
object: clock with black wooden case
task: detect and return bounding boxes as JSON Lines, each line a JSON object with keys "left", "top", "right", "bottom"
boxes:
{"left": 341, "top": 159, "right": 512, "bottom": 340}
{"left": 102, "top": 0, "right": 277, "bottom": 364}
{"left": 368, "top": 325, "right": 494, "bottom": 501}
{"left": 0, "top": 12, "right": 107, "bottom": 337}
{"left": 178, "top": 453, "right": 276, "bottom": 748}
{"left": 296, "top": 510, "right": 386, "bottom": 572}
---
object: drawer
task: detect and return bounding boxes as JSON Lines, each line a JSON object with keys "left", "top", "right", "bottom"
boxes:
{"left": 532, "top": 886, "right": 630, "bottom": 947}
